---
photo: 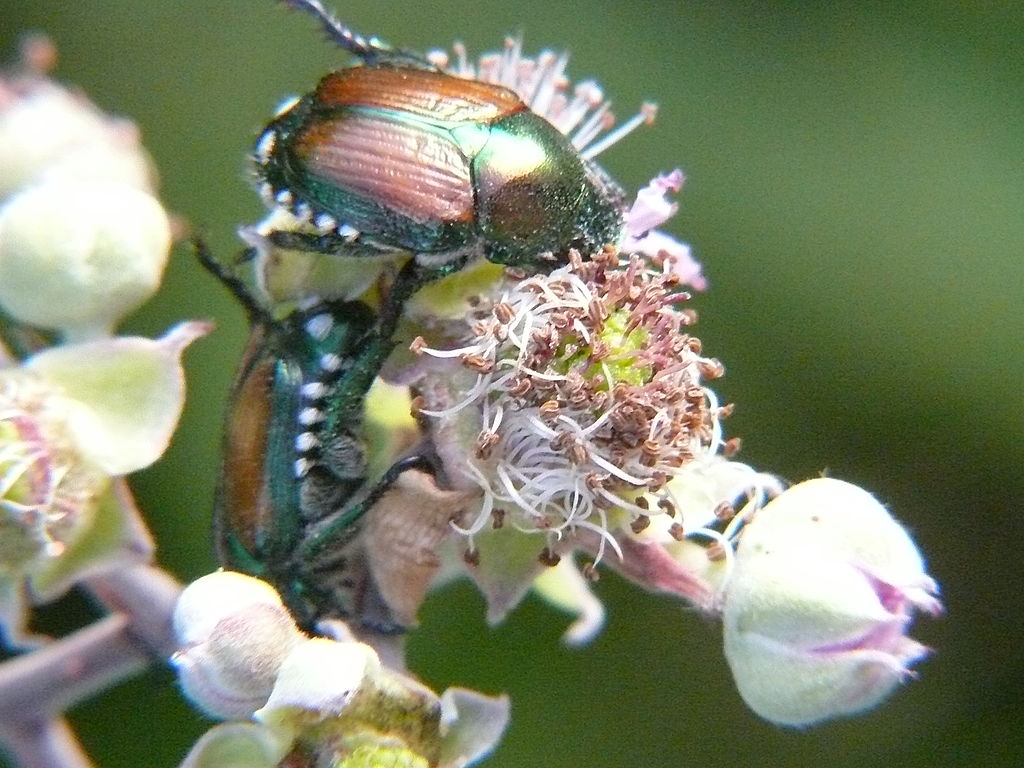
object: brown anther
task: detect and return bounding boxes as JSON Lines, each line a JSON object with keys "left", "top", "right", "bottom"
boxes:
{"left": 662, "top": 453, "right": 686, "bottom": 468}
{"left": 699, "top": 359, "right": 725, "bottom": 379}
{"left": 475, "top": 430, "right": 500, "bottom": 459}
{"left": 409, "top": 336, "right": 428, "bottom": 354}
{"left": 717, "top": 402, "right": 735, "bottom": 419}
{"left": 504, "top": 267, "right": 527, "bottom": 280}
{"left": 492, "top": 324, "right": 509, "bottom": 342}
{"left": 684, "top": 336, "right": 702, "bottom": 354}
{"left": 581, "top": 562, "right": 600, "bottom": 581}
{"left": 409, "top": 395, "right": 425, "bottom": 417}
{"left": 568, "top": 388, "right": 589, "bottom": 407}
{"left": 551, "top": 311, "right": 571, "bottom": 330}
{"left": 668, "top": 522, "right": 685, "bottom": 541}
{"left": 585, "top": 472, "right": 609, "bottom": 491}
{"left": 680, "top": 385, "right": 701, "bottom": 402}
{"left": 630, "top": 514, "right": 651, "bottom": 533}
{"left": 538, "top": 547, "right": 561, "bottom": 567}
{"left": 657, "top": 497, "right": 677, "bottom": 517}
{"left": 706, "top": 542, "right": 727, "bottom": 562}
{"left": 493, "top": 301, "right": 516, "bottom": 324}
{"left": 647, "top": 471, "right": 669, "bottom": 492}
{"left": 539, "top": 399, "right": 560, "bottom": 423}
{"left": 723, "top": 437, "right": 742, "bottom": 457}
{"left": 634, "top": 496, "right": 650, "bottom": 510}
{"left": 587, "top": 297, "right": 607, "bottom": 327}
{"left": 463, "top": 548, "right": 481, "bottom": 567}
{"left": 19, "top": 33, "right": 59, "bottom": 76}
{"left": 466, "top": 294, "right": 481, "bottom": 307}
{"left": 664, "top": 387, "right": 686, "bottom": 405}
{"left": 551, "top": 432, "right": 588, "bottom": 465}
{"left": 508, "top": 376, "right": 533, "bottom": 397}
{"left": 639, "top": 438, "right": 661, "bottom": 467}
{"left": 491, "top": 508, "right": 506, "bottom": 529}
{"left": 714, "top": 501, "right": 735, "bottom": 520}
{"left": 460, "top": 353, "right": 494, "bottom": 374}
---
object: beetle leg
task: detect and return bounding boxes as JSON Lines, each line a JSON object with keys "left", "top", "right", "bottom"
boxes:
{"left": 265, "top": 228, "right": 408, "bottom": 261}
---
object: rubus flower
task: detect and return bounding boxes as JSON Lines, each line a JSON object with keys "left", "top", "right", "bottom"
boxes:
{"left": 721, "top": 478, "right": 942, "bottom": 726}
{"left": 400, "top": 246, "right": 761, "bottom": 633}
{"left": 174, "top": 571, "right": 509, "bottom": 768}
{"left": 0, "top": 322, "right": 206, "bottom": 647}
{"left": 413, "top": 248, "right": 720, "bottom": 549}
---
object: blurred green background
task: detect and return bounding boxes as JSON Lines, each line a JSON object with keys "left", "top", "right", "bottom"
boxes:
{"left": 1, "top": 1, "right": 1021, "bottom": 766}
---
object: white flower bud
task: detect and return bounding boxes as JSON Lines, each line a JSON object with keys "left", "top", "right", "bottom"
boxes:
{"left": 722, "top": 478, "right": 941, "bottom": 727}
{"left": 172, "top": 572, "right": 304, "bottom": 720}
{"left": 255, "top": 638, "right": 380, "bottom": 724}
{"left": 0, "top": 179, "right": 170, "bottom": 339}
{"left": 0, "top": 76, "right": 154, "bottom": 201}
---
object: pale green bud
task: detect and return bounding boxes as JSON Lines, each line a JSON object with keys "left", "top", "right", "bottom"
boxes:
{"left": 0, "top": 179, "right": 170, "bottom": 339}
{"left": 722, "top": 478, "right": 941, "bottom": 726}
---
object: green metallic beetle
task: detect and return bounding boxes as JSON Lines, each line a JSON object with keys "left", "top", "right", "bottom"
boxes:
{"left": 254, "top": 0, "right": 628, "bottom": 272}
{"left": 201, "top": 243, "right": 458, "bottom": 632}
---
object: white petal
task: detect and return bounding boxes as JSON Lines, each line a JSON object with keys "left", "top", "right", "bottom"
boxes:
{"left": 255, "top": 638, "right": 380, "bottom": 722}
{"left": 532, "top": 557, "right": 606, "bottom": 646}
{"left": 438, "top": 688, "right": 510, "bottom": 768}
{"left": 722, "top": 478, "right": 940, "bottom": 727}
{"left": 178, "top": 722, "right": 291, "bottom": 768}
{"left": 25, "top": 321, "right": 209, "bottom": 474}
{"left": 740, "top": 478, "right": 938, "bottom": 605}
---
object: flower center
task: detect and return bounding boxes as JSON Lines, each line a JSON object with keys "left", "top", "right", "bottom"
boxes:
{"left": 412, "top": 248, "right": 729, "bottom": 561}
{"left": 0, "top": 377, "right": 101, "bottom": 572}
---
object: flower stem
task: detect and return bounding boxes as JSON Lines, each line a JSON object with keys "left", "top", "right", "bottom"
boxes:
{"left": 0, "top": 718, "right": 95, "bottom": 768}
{"left": 0, "top": 564, "right": 183, "bottom": 767}
{"left": 0, "top": 615, "right": 149, "bottom": 726}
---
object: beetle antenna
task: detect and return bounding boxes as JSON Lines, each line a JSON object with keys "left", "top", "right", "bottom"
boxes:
{"left": 193, "top": 237, "right": 273, "bottom": 325}
{"left": 279, "top": 0, "right": 391, "bottom": 63}
{"left": 279, "top": 0, "right": 433, "bottom": 68}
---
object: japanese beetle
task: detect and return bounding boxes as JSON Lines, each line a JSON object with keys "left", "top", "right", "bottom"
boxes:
{"left": 200, "top": 244, "right": 450, "bottom": 632}
{"left": 255, "top": 0, "right": 629, "bottom": 271}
